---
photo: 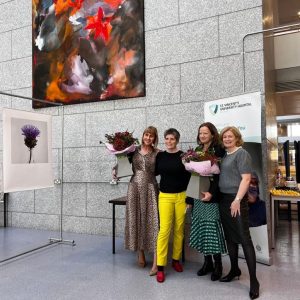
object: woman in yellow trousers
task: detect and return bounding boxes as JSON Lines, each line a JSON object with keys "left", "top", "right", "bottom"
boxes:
{"left": 155, "top": 128, "right": 191, "bottom": 283}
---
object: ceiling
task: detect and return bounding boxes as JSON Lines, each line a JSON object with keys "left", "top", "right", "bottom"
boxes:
{"left": 274, "top": 1, "right": 300, "bottom": 116}
{"left": 277, "top": 0, "right": 300, "bottom": 25}
{"left": 275, "top": 90, "right": 300, "bottom": 116}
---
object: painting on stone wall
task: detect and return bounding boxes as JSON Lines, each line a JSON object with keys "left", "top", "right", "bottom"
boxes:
{"left": 32, "top": 0, "right": 145, "bottom": 108}
{"left": 2, "top": 108, "right": 54, "bottom": 192}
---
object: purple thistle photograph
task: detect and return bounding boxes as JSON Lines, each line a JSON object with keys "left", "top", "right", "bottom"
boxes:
{"left": 21, "top": 124, "right": 41, "bottom": 163}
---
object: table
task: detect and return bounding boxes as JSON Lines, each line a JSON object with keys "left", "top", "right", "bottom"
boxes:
{"left": 1, "top": 193, "right": 8, "bottom": 227}
{"left": 271, "top": 194, "right": 300, "bottom": 248}
{"left": 108, "top": 196, "right": 127, "bottom": 254}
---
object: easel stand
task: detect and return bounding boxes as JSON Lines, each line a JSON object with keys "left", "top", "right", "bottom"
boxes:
{"left": 0, "top": 92, "right": 75, "bottom": 264}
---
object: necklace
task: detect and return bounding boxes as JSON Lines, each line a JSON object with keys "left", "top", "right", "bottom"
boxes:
{"left": 226, "top": 146, "right": 241, "bottom": 155}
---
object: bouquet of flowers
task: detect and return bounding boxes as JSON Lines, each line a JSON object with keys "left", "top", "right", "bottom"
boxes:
{"left": 101, "top": 130, "right": 139, "bottom": 179}
{"left": 102, "top": 131, "right": 139, "bottom": 155}
{"left": 181, "top": 147, "right": 220, "bottom": 176}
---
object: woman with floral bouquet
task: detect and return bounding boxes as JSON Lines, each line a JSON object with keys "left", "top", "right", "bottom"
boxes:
{"left": 113, "top": 126, "right": 160, "bottom": 276}
{"left": 187, "top": 122, "right": 227, "bottom": 281}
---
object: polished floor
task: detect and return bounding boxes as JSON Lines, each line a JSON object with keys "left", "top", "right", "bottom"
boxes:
{"left": 0, "top": 221, "right": 299, "bottom": 300}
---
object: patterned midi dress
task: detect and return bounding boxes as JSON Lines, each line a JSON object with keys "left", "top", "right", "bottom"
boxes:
{"left": 189, "top": 200, "right": 227, "bottom": 255}
{"left": 189, "top": 145, "right": 227, "bottom": 255}
{"left": 124, "top": 148, "right": 159, "bottom": 252}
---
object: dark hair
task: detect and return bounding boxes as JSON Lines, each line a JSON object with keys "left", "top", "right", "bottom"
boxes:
{"left": 197, "top": 122, "right": 219, "bottom": 147}
{"left": 164, "top": 128, "right": 180, "bottom": 142}
{"left": 142, "top": 126, "right": 158, "bottom": 147}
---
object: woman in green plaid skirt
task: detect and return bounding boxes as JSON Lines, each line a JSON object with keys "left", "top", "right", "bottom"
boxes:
{"left": 188, "top": 122, "right": 227, "bottom": 281}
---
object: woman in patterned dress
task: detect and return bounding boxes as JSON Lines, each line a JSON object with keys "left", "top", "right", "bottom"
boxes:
{"left": 188, "top": 122, "right": 227, "bottom": 281}
{"left": 124, "top": 126, "right": 159, "bottom": 276}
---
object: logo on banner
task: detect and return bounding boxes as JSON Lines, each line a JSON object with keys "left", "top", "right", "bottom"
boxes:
{"left": 209, "top": 104, "right": 218, "bottom": 115}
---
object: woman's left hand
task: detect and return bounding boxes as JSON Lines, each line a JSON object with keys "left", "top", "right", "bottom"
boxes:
{"left": 230, "top": 199, "right": 240, "bottom": 217}
{"left": 201, "top": 192, "right": 212, "bottom": 202}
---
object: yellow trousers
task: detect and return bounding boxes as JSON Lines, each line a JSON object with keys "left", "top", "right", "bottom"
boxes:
{"left": 157, "top": 191, "right": 186, "bottom": 266}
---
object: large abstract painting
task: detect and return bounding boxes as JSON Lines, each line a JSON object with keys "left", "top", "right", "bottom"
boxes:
{"left": 2, "top": 108, "right": 53, "bottom": 192}
{"left": 32, "top": 0, "right": 145, "bottom": 108}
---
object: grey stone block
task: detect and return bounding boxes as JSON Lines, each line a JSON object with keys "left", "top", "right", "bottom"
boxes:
{"left": 147, "top": 102, "right": 204, "bottom": 143}
{"left": 146, "top": 18, "right": 218, "bottom": 68}
{"left": 35, "top": 187, "right": 61, "bottom": 215}
{"left": 219, "top": 7, "right": 263, "bottom": 56}
{"left": 145, "top": 0, "right": 179, "bottom": 31}
{"left": 181, "top": 55, "right": 243, "bottom": 103}
{"left": 13, "top": 0, "right": 32, "bottom": 29}
{"left": 0, "top": 31, "right": 11, "bottom": 62}
{"left": 218, "top": 0, "right": 262, "bottom": 15}
{"left": 63, "top": 147, "right": 111, "bottom": 163}
{"left": 115, "top": 65, "right": 181, "bottom": 109}
{"left": 63, "top": 183, "right": 86, "bottom": 217}
{"left": 0, "top": 58, "right": 31, "bottom": 91}
{"left": 52, "top": 115, "right": 63, "bottom": 149}
{"left": 63, "top": 100, "right": 115, "bottom": 115}
{"left": 245, "top": 50, "right": 265, "bottom": 93}
{"left": 63, "top": 114, "right": 86, "bottom": 148}
{"left": 0, "top": 2, "right": 14, "bottom": 33}
{"left": 11, "top": 212, "right": 59, "bottom": 230}
{"left": 87, "top": 182, "right": 128, "bottom": 218}
{"left": 179, "top": 0, "right": 218, "bottom": 22}
{"left": 12, "top": 26, "right": 32, "bottom": 59}
{"left": 11, "top": 87, "right": 33, "bottom": 111}
{"left": 62, "top": 215, "right": 111, "bottom": 235}
{"left": 0, "top": 91, "right": 12, "bottom": 114}
{"left": 63, "top": 160, "right": 114, "bottom": 183}
{"left": 86, "top": 108, "right": 146, "bottom": 147}
{"left": 8, "top": 190, "right": 35, "bottom": 213}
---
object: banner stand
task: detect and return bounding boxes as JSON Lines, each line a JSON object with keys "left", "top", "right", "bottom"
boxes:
{"left": 0, "top": 91, "right": 75, "bottom": 264}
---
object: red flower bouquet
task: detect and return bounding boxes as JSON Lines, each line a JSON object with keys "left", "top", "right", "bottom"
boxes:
{"left": 102, "top": 131, "right": 139, "bottom": 155}
{"left": 101, "top": 131, "right": 139, "bottom": 178}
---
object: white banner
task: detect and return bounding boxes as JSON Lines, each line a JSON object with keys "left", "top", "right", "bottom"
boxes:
{"left": 204, "top": 92, "right": 261, "bottom": 142}
{"left": 2, "top": 108, "right": 54, "bottom": 192}
{"left": 204, "top": 92, "right": 271, "bottom": 265}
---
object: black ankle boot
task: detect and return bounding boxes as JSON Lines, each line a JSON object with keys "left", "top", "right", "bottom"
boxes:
{"left": 219, "top": 268, "right": 241, "bottom": 282}
{"left": 249, "top": 279, "right": 260, "bottom": 299}
{"left": 197, "top": 256, "right": 213, "bottom": 276}
{"left": 211, "top": 261, "right": 222, "bottom": 281}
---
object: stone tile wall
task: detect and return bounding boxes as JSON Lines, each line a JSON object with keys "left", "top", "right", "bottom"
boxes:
{"left": 0, "top": 0, "right": 264, "bottom": 235}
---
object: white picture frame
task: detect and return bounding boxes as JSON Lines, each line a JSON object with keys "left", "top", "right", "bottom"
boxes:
{"left": 2, "top": 108, "right": 54, "bottom": 192}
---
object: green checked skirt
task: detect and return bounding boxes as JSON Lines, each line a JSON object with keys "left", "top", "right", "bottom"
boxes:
{"left": 189, "top": 200, "right": 227, "bottom": 255}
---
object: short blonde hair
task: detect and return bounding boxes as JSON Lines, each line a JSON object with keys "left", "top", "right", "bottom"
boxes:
{"left": 220, "top": 126, "right": 244, "bottom": 147}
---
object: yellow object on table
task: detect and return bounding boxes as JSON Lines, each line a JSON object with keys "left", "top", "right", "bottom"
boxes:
{"left": 270, "top": 188, "right": 300, "bottom": 196}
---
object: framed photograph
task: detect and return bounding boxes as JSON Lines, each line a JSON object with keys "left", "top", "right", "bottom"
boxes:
{"left": 2, "top": 108, "right": 54, "bottom": 192}
{"left": 32, "top": 0, "right": 145, "bottom": 108}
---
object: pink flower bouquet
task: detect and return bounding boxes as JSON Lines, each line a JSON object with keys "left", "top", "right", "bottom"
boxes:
{"left": 184, "top": 160, "right": 220, "bottom": 176}
{"left": 181, "top": 147, "right": 220, "bottom": 176}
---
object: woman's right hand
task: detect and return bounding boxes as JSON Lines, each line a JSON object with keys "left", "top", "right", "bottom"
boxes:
{"left": 230, "top": 199, "right": 240, "bottom": 217}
